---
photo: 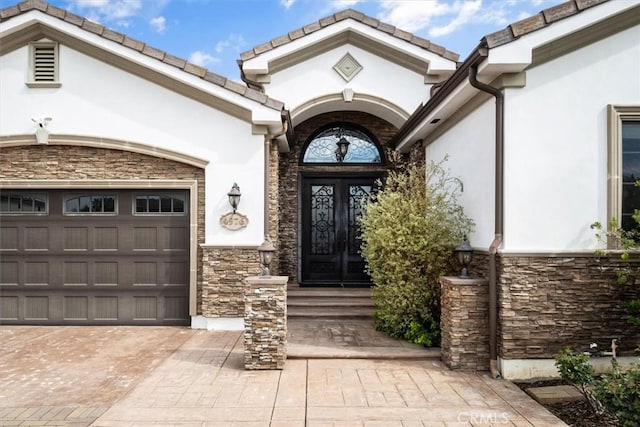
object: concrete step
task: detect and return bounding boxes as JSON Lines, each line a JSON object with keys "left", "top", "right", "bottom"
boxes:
{"left": 287, "top": 286, "right": 375, "bottom": 319}
{"left": 287, "top": 297, "right": 375, "bottom": 307}
{"left": 287, "top": 306, "right": 374, "bottom": 318}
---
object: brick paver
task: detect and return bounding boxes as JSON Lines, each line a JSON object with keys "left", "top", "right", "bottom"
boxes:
{"left": 0, "top": 326, "right": 567, "bottom": 426}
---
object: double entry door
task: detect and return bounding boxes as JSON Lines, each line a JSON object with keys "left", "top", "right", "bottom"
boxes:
{"left": 301, "top": 175, "right": 380, "bottom": 286}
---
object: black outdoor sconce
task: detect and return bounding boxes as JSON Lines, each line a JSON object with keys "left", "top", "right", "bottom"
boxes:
{"left": 455, "top": 236, "right": 474, "bottom": 279}
{"left": 227, "top": 183, "right": 241, "bottom": 213}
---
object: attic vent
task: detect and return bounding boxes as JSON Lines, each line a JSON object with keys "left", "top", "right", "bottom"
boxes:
{"left": 27, "top": 42, "right": 61, "bottom": 88}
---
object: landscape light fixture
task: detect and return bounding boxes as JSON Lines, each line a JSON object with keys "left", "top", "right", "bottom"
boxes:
{"left": 257, "top": 235, "right": 276, "bottom": 277}
{"left": 455, "top": 236, "right": 474, "bottom": 279}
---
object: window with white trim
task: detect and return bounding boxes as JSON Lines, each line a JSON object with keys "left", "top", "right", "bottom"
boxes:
{"left": 27, "top": 42, "right": 61, "bottom": 88}
{"left": 608, "top": 105, "right": 640, "bottom": 233}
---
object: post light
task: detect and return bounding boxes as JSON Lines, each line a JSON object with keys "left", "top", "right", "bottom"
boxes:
{"left": 257, "top": 235, "right": 276, "bottom": 277}
{"left": 227, "top": 183, "right": 241, "bottom": 213}
{"left": 335, "top": 136, "right": 350, "bottom": 162}
{"left": 455, "top": 236, "right": 474, "bottom": 279}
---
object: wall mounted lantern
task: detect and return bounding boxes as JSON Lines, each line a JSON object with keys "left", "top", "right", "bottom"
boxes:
{"left": 454, "top": 236, "right": 474, "bottom": 279}
{"left": 227, "top": 183, "right": 241, "bottom": 213}
{"left": 257, "top": 235, "right": 276, "bottom": 277}
{"left": 220, "top": 183, "right": 248, "bottom": 231}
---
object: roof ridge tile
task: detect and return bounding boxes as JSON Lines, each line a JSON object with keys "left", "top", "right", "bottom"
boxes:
{"left": 238, "top": 8, "right": 459, "bottom": 63}
{"left": 483, "top": 0, "right": 610, "bottom": 49}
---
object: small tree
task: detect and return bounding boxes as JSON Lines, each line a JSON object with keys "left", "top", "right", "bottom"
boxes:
{"left": 360, "top": 159, "right": 473, "bottom": 346}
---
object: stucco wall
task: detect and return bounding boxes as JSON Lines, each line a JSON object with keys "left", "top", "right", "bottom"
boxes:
{"left": 424, "top": 98, "right": 497, "bottom": 251}
{"left": 266, "top": 43, "right": 426, "bottom": 125}
{"left": 503, "top": 24, "right": 640, "bottom": 252}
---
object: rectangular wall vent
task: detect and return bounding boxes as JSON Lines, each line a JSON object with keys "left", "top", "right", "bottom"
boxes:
{"left": 27, "top": 42, "right": 61, "bottom": 88}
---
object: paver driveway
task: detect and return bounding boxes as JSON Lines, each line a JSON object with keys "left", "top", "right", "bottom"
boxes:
{"left": 0, "top": 326, "right": 567, "bottom": 426}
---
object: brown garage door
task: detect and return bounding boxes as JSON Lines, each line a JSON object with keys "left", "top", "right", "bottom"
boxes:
{"left": 0, "top": 189, "right": 190, "bottom": 325}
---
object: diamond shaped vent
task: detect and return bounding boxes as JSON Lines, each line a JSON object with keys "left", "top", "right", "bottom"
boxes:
{"left": 333, "top": 53, "right": 363, "bottom": 82}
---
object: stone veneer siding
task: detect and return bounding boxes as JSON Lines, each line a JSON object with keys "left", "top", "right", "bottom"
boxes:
{"left": 278, "top": 111, "right": 399, "bottom": 282}
{"left": 244, "top": 276, "right": 288, "bottom": 370}
{"left": 498, "top": 254, "right": 640, "bottom": 359}
{"left": 0, "top": 144, "right": 207, "bottom": 311}
{"left": 440, "top": 277, "right": 490, "bottom": 371}
{"left": 201, "top": 247, "right": 262, "bottom": 317}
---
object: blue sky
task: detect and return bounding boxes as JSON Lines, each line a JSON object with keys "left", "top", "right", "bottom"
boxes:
{"left": 1, "top": 0, "right": 560, "bottom": 80}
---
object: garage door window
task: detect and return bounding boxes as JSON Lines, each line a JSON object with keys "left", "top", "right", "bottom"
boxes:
{"left": 135, "top": 195, "right": 186, "bottom": 215}
{"left": 0, "top": 192, "right": 47, "bottom": 214}
{"left": 64, "top": 195, "right": 116, "bottom": 215}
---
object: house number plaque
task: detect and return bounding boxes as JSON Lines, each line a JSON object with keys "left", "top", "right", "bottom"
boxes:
{"left": 220, "top": 212, "right": 249, "bottom": 231}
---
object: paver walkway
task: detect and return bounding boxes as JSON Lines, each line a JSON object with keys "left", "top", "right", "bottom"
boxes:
{"left": 0, "top": 326, "right": 567, "bottom": 426}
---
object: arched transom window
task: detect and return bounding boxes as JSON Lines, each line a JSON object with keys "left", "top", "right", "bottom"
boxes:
{"left": 302, "top": 125, "right": 383, "bottom": 164}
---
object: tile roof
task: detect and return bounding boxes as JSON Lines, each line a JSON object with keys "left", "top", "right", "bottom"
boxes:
{"left": 0, "top": 0, "right": 285, "bottom": 111}
{"left": 483, "top": 0, "right": 609, "bottom": 48}
{"left": 239, "top": 8, "right": 460, "bottom": 63}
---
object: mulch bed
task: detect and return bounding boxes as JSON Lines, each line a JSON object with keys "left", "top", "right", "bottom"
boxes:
{"left": 515, "top": 380, "right": 619, "bottom": 427}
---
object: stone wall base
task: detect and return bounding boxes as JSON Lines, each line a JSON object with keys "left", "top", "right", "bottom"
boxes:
{"left": 440, "top": 276, "right": 490, "bottom": 371}
{"left": 191, "top": 316, "right": 243, "bottom": 331}
{"left": 499, "top": 356, "right": 639, "bottom": 381}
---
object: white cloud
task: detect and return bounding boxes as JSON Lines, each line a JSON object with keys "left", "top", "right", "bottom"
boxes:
{"left": 189, "top": 50, "right": 219, "bottom": 67}
{"left": 377, "top": 0, "right": 451, "bottom": 33}
{"left": 281, "top": 0, "right": 296, "bottom": 9}
{"left": 429, "top": 0, "right": 482, "bottom": 37}
{"left": 67, "top": 0, "right": 142, "bottom": 25}
{"left": 214, "top": 34, "right": 248, "bottom": 55}
{"left": 149, "top": 16, "right": 166, "bottom": 33}
{"left": 331, "top": 0, "right": 363, "bottom": 8}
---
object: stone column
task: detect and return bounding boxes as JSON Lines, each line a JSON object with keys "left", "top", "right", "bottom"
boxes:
{"left": 440, "top": 276, "right": 490, "bottom": 371}
{"left": 244, "top": 276, "right": 288, "bottom": 370}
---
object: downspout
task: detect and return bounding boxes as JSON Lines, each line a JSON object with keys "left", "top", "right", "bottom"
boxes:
{"left": 469, "top": 65, "right": 503, "bottom": 379}
{"left": 263, "top": 116, "right": 288, "bottom": 236}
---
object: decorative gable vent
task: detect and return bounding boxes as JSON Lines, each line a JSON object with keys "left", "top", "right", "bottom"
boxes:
{"left": 27, "top": 42, "right": 61, "bottom": 88}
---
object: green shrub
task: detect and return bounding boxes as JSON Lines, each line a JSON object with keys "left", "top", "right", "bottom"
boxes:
{"left": 360, "top": 160, "right": 473, "bottom": 346}
{"left": 555, "top": 349, "right": 640, "bottom": 425}
{"left": 595, "top": 360, "right": 640, "bottom": 427}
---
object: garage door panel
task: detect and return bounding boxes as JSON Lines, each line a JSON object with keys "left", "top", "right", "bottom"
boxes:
{"left": 95, "top": 262, "right": 118, "bottom": 285}
{"left": 95, "top": 227, "right": 118, "bottom": 250}
{"left": 134, "top": 227, "right": 158, "bottom": 251}
{"left": 164, "top": 227, "right": 188, "bottom": 250}
{"left": 63, "top": 262, "right": 89, "bottom": 286}
{"left": 25, "top": 227, "right": 48, "bottom": 250}
{"left": 25, "top": 262, "right": 49, "bottom": 285}
{"left": 64, "top": 296, "right": 89, "bottom": 320}
{"left": 0, "top": 189, "right": 190, "bottom": 325}
{"left": 1, "top": 261, "right": 19, "bottom": 285}
{"left": 64, "top": 227, "right": 89, "bottom": 251}
{"left": 1, "top": 227, "right": 19, "bottom": 250}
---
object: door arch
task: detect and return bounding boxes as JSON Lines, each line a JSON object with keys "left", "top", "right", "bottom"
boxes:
{"left": 299, "top": 123, "right": 385, "bottom": 286}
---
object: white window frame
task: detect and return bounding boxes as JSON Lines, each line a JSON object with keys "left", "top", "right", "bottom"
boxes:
{"left": 27, "top": 42, "right": 61, "bottom": 88}
{"left": 608, "top": 105, "right": 640, "bottom": 237}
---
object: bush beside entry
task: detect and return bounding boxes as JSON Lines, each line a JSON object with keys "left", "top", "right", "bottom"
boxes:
{"left": 360, "top": 160, "right": 473, "bottom": 346}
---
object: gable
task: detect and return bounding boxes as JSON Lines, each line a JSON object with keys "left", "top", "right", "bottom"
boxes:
{"left": 240, "top": 9, "right": 459, "bottom": 83}
{"left": 0, "top": 5, "right": 284, "bottom": 128}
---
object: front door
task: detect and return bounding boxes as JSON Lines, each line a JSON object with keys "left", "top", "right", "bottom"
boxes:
{"left": 301, "top": 176, "right": 379, "bottom": 286}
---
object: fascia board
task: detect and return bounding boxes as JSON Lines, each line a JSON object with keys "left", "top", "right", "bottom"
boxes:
{"left": 395, "top": 61, "right": 495, "bottom": 152}
{"left": 487, "top": 0, "right": 637, "bottom": 69}
{"left": 241, "top": 20, "right": 457, "bottom": 76}
{"left": 1, "top": 11, "right": 282, "bottom": 126}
